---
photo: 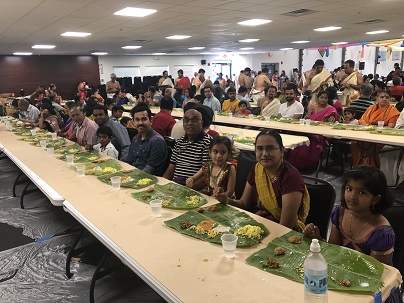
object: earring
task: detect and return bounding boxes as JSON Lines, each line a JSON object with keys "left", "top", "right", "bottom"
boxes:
{"left": 371, "top": 204, "right": 375, "bottom": 211}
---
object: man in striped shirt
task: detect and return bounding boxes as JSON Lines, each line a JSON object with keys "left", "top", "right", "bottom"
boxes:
{"left": 163, "top": 109, "right": 211, "bottom": 187}
{"left": 349, "top": 83, "right": 374, "bottom": 120}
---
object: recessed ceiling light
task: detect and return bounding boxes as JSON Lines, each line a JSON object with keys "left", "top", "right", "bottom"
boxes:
{"left": 239, "top": 47, "right": 254, "bottom": 50}
{"left": 61, "top": 31, "right": 91, "bottom": 37}
{"left": 122, "top": 46, "right": 142, "bottom": 49}
{"left": 238, "top": 19, "right": 271, "bottom": 26}
{"left": 32, "top": 45, "right": 56, "bottom": 49}
{"left": 188, "top": 47, "right": 205, "bottom": 50}
{"left": 331, "top": 42, "right": 348, "bottom": 45}
{"left": 153, "top": 53, "right": 166, "bottom": 55}
{"left": 166, "top": 35, "right": 191, "bottom": 40}
{"left": 314, "top": 26, "right": 341, "bottom": 32}
{"left": 200, "top": 52, "right": 216, "bottom": 55}
{"left": 114, "top": 7, "right": 157, "bottom": 17}
{"left": 13, "top": 52, "right": 32, "bottom": 55}
{"left": 279, "top": 48, "right": 294, "bottom": 50}
{"left": 238, "top": 39, "right": 260, "bottom": 43}
{"left": 365, "top": 30, "right": 389, "bottom": 35}
{"left": 291, "top": 40, "right": 310, "bottom": 44}
{"left": 91, "top": 52, "right": 108, "bottom": 55}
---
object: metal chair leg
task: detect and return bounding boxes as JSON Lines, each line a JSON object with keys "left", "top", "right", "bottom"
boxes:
{"left": 12, "top": 171, "right": 26, "bottom": 197}
{"left": 65, "top": 228, "right": 85, "bottom": 279}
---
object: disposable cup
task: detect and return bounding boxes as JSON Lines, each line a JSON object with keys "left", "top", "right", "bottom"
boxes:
{"left": 39, "top": 140, "right": 47, "bottom": 149}
{"left": 47, "top": 147, "right": 54, "bottom": 155}
{"left": 51, "top": 133, "right": 58, "bottom": 140}
{"left": 66, "top": 154, "right": 74, "bottom": 165}
{"left": 110, "top": 176, "right": 121, "bottom": 190}
{"left": 305, "top": 119, "right": 311, "bottom": 126}
{"left": 76, "top": 165, "right": 85, "bottom": 177}
{"left": 378, "top": 121, "right": 384, "bottom": 129}
{"left": 5, "top": 122, "right": 12, "bottom": 130}
{"left": 149, "top": 199, "right": 163, "bottom": 217}
{"left": 299, "top": 119, "right": 305, "bottom": 125}
{"left": 227, "top": 135, "right": 233, "bottom": 141}
{"left": 221, "top": 234, "right": 238, "bottom": 258}
{"left": 30, "top": 129, "right": 37, "bottom": 136}
{"left": 265, "top": 116, "right": 270, "bottom": 122}
{"left": 228, "top": 113, "right": 232, "bottom": 118}
{"left": 248, "top": 114, "right": 254, "bottom": 119}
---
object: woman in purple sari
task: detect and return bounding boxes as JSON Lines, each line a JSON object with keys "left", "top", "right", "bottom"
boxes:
{"left": 305, "top": 91, "right": 339, "bottom": 122}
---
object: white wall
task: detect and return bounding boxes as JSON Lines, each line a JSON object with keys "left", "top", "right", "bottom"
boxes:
{"left": 302, "top": 48, "right": 343, "bottom": 73}
{"left": 375, "top": 43, "right": 403, "bottom": 77}
{"left": 345, "top": 45, "right": 376, "bottom": 75}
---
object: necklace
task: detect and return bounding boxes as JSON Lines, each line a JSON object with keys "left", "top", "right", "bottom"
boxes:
{"left": 267, "top": 163, "right": 284, "bottom": 183}
{"left": 349, "top": 213, "right": 374, "bottom": 240}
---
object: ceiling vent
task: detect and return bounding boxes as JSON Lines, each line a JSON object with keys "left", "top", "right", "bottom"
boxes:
{"left": 132, "top": 39, "right": 152, "bottom": 43}
{"left": 282, "top": 9, "right": 318, "bottom": 17}
{"left": 355, "top": 19, "right": 386, "bottom": 25}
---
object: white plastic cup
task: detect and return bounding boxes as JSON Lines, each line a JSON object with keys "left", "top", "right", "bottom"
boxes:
{"left": 5, "top": 122, "right": 12, "bottom": 130}
{"left": 76, "top": 165, "right": 85, "bottom": 177}
{"left": 221, "top": 234, "right": 238, "bottom": 258}
{"left": 47, "top": 147, "right": 54, "bottom": 155}
{"left": 30, "top": 129, "right": 37, "bottom": 136}
{"left": 249, "top": 114, "right": 254, "bottom": 119}
{"left": 300, "top": 119, "right": 305, "bottom": 125}
{"left": 51, "top": 133, "right": 57, "bottom": 140}
{"left": 110, "top": 176, "right": 121, "bottom": 190}
{"left": 228, "top": 113, "right": 233, "bottom": 118}
{"left": 66, "top": 154, "right": 74, "bottom": 165}
{"left": 149, "top": 199, "right": 162, "bottom": 217}
{"left": 378, "top": 121, "right": 384, "bottom": 129}
{"left": 40, "top": 140, "right": 47, "bottom": 149}
{"left": 305, "top": 119, "right": 311, "bottom": 126}
{"left": 265, "top": 116, "right": 271, "bottom": 122}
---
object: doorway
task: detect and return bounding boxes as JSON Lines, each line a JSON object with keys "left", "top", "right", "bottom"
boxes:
{"left": 211, "top": 62, "right": 232, "bottom": 82}
{"left": 260, "top": 63, "right": 279, "bottom": 80}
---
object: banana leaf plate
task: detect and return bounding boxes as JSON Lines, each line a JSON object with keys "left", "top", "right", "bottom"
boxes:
{"left": 332, "top": 124, "right": 376, "bottom": 131}
{"left": 30, "top": 138, "right": 66, "bottom": 148}
{"left": 164, "top": 203, "right": 269, "bottom": 247}
{"left": 370, "top": 128, "right": 404, "bottom": 136}
{"left": 98, "top": 169, "right": 158, "bottom": 189}
{"left": 71, "top": 159, "right": 122, "bottom": 176}
{"left": 54, "top": 144, "right": 82, "bottom": 154}
{"left": 58, "top": 150, "right": 100, "bottom": 163}
{"left": 246, "top": 230, "right": 384, "bottom": 293}
{"left": 18, "top": 136, "right": 40, "bottom": 143}
{"left": 132, "top": 183, "right": 207, "bottom": 209}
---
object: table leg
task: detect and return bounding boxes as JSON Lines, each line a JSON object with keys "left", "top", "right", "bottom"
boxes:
{"left": 65, "top": 227, "right": 85, "bottom": 279}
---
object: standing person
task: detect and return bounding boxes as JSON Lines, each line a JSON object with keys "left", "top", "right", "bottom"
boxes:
{"left": 216, "top": 129, "right": 310, "bottom": 231}
{"left": 126, "top": 105, "right": 167, "bottom": 175}
{"left": 202, "top": 86, "right": 221, "bottom": 112}
{"left": 250, "top": 67, "right": 273, "bottom": 102}
{"left": 92, "top": 105, "right": 131, "bottom": 161}
{"left": 217, "top": 73, "right": 227, "bottom": 90}
{"left": 77, "top": 81, "right": 87, "bottom": 100}
{"left": 278, "top": 86, "right": 304, "bottom": 119}
{"left": 261, "top": 86, "right": 281, "bottom": 117}
{"left": 186, "top": 136, "right": 236, "bottom": 197}
{"left": 221, "top": 87, "right": 240, "bottom": 114}
{"left": 238, "top": 68, "right": 252, "bottom": 91}
{"left": 93, "top": 126, "right": 119, "bottom": 159}
{"left": 339, "top": 60, "right": 363, "bottom": 104}
{"left": 279, "top": 70, "right": 287, "bottom": 90}
{"left": 106, "top": 73, "right": 121, "bottom": 97}
{"left": 70, "top": 105, "right": 98, "bottom": 149}
{"left": 158, "top": 70, "right": 175, "bottom": 95}
{"left": 272, "top": 70, "right": 279, "bottom": 90}
{"left": 152, "top": 97, "right": 176, "bottom": 137}
{"left": 174, "top": 69, "right": 191, "bottom": 91}
{"left": 303, "top": 59, "right": 334, "bottom": 103}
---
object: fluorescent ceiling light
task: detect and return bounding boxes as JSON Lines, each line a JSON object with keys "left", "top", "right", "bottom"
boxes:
{"left": 122, "top": 46, "right": 142, "bottom": 49}
{"left": 166, "top": 35, "right": 191, "bottom": 40}
{"left": 331, "top": 42, "right": 348, "bottom": 45}
{"left": 365, "top": 30, "right": 389, "bottom": 35}
{"left": 200, "top": 52, "right": 216, "bottom": 55}
{"left": 314, "top": 26, "right": 341, "bottom": 32}
{"left": 239, "top": 47, "right": 254, "bottom": 50}
{"left": 13, "top": 52, "right": 32, "bottom": 55}
{"left": 238, "top": 19, "right": 271, "bottom": 26}
{"left": 153, "top": 53, "right": 166, "bottom": 55}
{"left": 188, "top": 47, "right": 205, "bottom": 50}
{"left": 238, "top": 38, "right": 260, "bottom": 43}
{"left": 32, "top": 45, "right": 56, "bottom": 49}
{"left": 114, "top": 7, "right": 157, "bottom": 17}
{"left": 291, "top": 40, "right": 309, "bottom": 44}
{"left": 61, "top": 31, "right": 91, "bottom": 37}
{"left": 279, "top": 48, "right": 293, "bottom": 50}
{"left": 92, "top": 52, "right": 108, "bottom": 55}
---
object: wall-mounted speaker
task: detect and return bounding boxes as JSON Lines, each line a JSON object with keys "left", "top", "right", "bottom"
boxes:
{"left": 201, "top": 60, "right": 206, "bottom": 65}
{"left": 359, "top": 62, "right": 365, "bottom": 70}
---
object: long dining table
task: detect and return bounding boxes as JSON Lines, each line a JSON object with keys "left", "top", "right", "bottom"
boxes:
{"left": 0, "top": 122, "right": 402, "bottom": 303}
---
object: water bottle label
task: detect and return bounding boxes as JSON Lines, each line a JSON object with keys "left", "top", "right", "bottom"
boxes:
{"left": 304, "top": 273, "right": 327, "bottom": 294}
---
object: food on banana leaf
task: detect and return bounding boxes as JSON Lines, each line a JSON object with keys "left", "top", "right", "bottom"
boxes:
{"left": 180, "top": 220, "right": 192, "bottom": 229}
{"left": 339, "top": 280, "right": 351, "bottom": 287}
{"left": 197, "top": 220, "right": 215, "bottom": 231}
{"left": 197, "top": 207, "right": 205, "bottom": 213}
{"left": 186, "top": 195, "right": 200, "bottom": 206}
{"left": 287, "top": 235, "right": 302, "bottom": 244}
{"left": 208, "top": 205, "right": 218, "bottom": 211}
{"left": 263, "top": 258, "right": 280, "bottom": 268}
{"left": 274, "top": 247, "right": 286, "bottom": 256}
{"left": 235, "top": 225, "right": 264, "bottom": 239}
{"left": 136, "top": 178, "right": 153, "bottom": 186}
{"left": 162, "top": 200, "right": 171, "bottom": 207}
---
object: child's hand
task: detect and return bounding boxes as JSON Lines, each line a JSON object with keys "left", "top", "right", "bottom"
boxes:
{"left": 214, "top": 187, "right": 228, "bottom": 204}
{"left": 303, "top": 223, "right": 321, "bottom": 239}
{"left": 185, "top": 177, "right": 194, "bottom": 188}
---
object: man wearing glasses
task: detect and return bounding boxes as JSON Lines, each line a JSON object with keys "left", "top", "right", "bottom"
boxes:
{"left": 163, "top": 109, "right": 211, "bottom": 186}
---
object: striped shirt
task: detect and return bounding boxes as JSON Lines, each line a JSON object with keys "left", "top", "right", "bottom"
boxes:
{"left": 349, "top": 98, "right": 374, "bottom": 120}
{"left": 170, "top": 132, "right": 211, "bottom": 178}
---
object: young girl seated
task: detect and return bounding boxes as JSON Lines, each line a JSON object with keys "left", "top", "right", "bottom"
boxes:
{"left": 186, "top": 136, "right": 236, "bottom": 197}
{"left": 93, "top": 126, "right": 119, "bottom": 159}
{"left": 343, "top": 107, "right": 359, "bottom": 125}
{"left": 236, "top": 100, "right": 251, "bottom": 116}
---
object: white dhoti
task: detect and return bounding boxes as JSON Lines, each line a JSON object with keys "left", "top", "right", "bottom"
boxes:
{"left": 251, "top": 89, "right": 265, "bottom": 103}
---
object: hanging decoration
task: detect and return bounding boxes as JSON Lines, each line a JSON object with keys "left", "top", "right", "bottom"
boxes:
{"left": 318, "top": 49, "right": 326, "bottom": 57}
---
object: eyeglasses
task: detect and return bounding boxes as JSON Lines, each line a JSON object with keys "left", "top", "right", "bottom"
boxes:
{"left": 255, "top": 146, "right": 280, "bottom": 153}
{"left": 183, "top": 117, "right": 202, "bottom": 124}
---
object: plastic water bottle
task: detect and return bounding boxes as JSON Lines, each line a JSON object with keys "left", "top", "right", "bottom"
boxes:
{"left": 304, "top": 239, "right": 328, "bottom": 303}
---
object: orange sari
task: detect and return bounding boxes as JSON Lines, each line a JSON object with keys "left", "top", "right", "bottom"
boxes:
{"left": 352, "top": 103, "right": 400, "bottom": 167}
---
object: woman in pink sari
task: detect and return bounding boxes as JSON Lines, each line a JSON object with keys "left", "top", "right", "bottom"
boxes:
{"left": 305, "top": 91, "right": 339, "bottom": 122}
